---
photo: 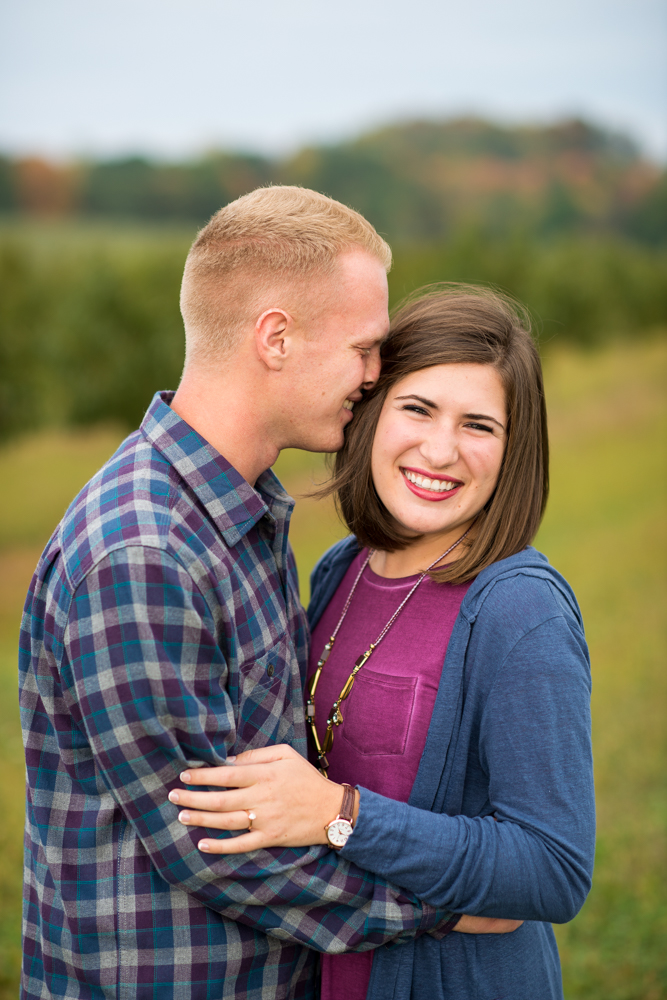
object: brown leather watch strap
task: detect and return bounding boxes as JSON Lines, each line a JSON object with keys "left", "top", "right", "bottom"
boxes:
{"left": 339, "top": 783, "right": 355, "bottom": 824}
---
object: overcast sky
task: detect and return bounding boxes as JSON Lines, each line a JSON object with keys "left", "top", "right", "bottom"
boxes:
{"left": 1, "top": 0, "right": 665, "bottom": 161}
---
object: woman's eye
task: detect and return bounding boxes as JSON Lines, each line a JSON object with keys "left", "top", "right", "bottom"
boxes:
{"left": 466, "top": 422, "right": 494, "bottom": 433}
{"left": 402, "top": 405, "right": 430, "bottom": 416}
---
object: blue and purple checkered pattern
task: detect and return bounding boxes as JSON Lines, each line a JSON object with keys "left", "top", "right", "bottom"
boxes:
{"left": 19, "top": 391, "right": 449, "bottom": 1000}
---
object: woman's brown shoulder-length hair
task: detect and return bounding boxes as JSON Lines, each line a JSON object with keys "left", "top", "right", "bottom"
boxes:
{"left": 325, "top": 283, "right": 549, "bottom": 585}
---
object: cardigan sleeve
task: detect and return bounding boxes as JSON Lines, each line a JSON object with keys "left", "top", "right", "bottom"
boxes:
{"left": 339, "top": 612, "right": 595, "bottom": 924}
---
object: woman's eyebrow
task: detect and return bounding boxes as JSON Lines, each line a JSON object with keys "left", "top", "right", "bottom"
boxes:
{"left": 394, "top": 394, "right": 438, "bottom": 408}
{"left": 465, "top": 412, "right": 506, "bottom": 430}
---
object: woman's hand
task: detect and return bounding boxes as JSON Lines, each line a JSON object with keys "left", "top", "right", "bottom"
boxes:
{"left": 454, "top": 915, "right": 523, "bottom": 934}
{"left": 167, "top": 745, "right": 522, "bottom": 936}
{"left": 169, "top": 744, "right": 348, "bottom": 853}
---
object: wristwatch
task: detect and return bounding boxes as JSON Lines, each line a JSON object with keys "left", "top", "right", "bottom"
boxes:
{"left": 324, "top": 783, "right": 356, "bottom": 849}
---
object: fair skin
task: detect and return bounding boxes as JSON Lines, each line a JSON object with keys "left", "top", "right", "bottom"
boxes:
{"left": 168, "top": 363, "right": 521, "bottom": 933}
{"left": 171, "top": 249, "right": 389, "bottom": 485}
{"left": 369, "top": 363, "right": 507, "bottom": 576}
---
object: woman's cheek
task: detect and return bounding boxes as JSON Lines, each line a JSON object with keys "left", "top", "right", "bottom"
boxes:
{"left": 474, "top": 440, "right": 503, "bottom": 478}
{"left": 478, "top": 451, "right": 503, "bottom": 501}
{"left": 374, "top": 429, "right": 404, "bottom": 480}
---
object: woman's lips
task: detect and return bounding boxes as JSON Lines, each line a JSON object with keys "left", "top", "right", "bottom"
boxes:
{"left": 401, "top": 468, "right": 463, "bottom": 502}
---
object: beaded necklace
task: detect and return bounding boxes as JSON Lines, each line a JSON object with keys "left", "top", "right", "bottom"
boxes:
{"left": 306, "top": 527, "right": 471, "bottom": 774}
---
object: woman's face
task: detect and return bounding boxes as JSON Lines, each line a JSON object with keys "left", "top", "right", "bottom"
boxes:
{"left": 371, "top": 363, "right": 507, "bottom": 546}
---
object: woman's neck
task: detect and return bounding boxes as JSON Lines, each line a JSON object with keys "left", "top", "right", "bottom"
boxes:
{"left": 370, "top": 523, "right": 473, "bottom": 579}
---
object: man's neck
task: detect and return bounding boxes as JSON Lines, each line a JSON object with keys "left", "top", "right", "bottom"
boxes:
{"left": 170, "top": 373, "right": 279, "bottom": 487}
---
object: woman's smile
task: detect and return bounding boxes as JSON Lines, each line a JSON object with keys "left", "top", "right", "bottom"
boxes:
{"left": 400, "top": 467, "right": 463, "bottom": 501}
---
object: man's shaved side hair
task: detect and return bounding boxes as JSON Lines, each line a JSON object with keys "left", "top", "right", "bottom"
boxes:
{"left": 180, "top": 185, "right": 392, "bottom": 369}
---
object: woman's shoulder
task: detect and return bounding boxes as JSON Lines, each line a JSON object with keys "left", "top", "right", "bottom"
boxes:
{"left": 464, "top": 546, "right": 585, "bottom": 639}
{"left": 309, "top": 536, "right": 361, "bottom": 592}
{"left": 462, "top": 550, "right": 590, "bottom": 690}
{"left": 308, "top": 536, "right": 361, "bottom": 628}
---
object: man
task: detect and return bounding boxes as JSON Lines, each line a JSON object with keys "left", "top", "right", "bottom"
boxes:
{"left": 20, "top": 187, "right": 457, "bottom": 1000}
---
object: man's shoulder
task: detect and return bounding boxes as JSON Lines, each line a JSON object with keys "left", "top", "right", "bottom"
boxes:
{"left": 57, "top": 428, "right": 180, "bottom": 590}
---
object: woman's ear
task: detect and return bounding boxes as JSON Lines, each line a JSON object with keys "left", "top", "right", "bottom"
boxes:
{"left": 254, "top": 308, "right": 294, "bottom": 371}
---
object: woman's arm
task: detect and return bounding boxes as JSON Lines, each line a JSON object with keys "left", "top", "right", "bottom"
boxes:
{"left": 169, "top": 751, "right": 522, "bottom": 934}
{"left": 339, "top": 614, "right": 595, "bottom": 923}
{"left": 170, "top": 612, "right": 594, "bottom": 925}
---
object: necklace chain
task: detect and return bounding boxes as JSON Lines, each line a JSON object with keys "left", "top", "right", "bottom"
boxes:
{"left": 306, "top": 528, "right": 472, "bottom": 775}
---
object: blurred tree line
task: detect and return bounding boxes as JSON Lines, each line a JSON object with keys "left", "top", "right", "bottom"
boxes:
{"left": 0, "top": 116, "right": 665, "bottom": 442}
{"left": 1, "top": 118, "right": 665, "bottom": 244}
{"left": 1, "top": 227, "right": 665, "bottom": 442}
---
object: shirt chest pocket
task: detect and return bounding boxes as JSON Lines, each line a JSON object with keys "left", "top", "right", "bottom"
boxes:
{"left": 341, "top": 667, "right": 417, "bottom": 756}
{"left": 237, "top": 643, "right": 291, "bottom": 748}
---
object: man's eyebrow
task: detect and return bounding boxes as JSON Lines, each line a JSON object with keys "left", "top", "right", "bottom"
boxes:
{"left": 354, "top": 332, "right": 389, "bottom": 347}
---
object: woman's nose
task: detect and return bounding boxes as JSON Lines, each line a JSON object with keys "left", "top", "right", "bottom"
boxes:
{"left": 420, "top": 429, "right": 459, "bottom": 469}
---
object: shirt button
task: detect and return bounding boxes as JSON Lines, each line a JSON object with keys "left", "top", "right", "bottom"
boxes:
{"left": 267, "top": 663, "right": 274, "bottom": 677}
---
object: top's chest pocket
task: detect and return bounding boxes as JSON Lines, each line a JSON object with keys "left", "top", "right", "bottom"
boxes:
{"left": 341, "top": 667, "right": 417, "bottom": 755}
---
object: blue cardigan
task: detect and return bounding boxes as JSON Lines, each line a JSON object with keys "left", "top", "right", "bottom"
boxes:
{"left": 308, "top": 540, "right": 595, "bottom": 1000}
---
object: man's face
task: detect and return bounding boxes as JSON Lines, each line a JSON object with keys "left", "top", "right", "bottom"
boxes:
{"left": 282, "top": 249, "right": 389, "bottom": 453}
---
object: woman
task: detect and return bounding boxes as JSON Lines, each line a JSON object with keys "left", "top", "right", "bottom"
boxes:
{"left": 169, "top": 285, "right": 595, "bottom": 1000}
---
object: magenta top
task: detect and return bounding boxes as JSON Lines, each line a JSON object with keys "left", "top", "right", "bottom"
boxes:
{"left": 308, "top": 550, "right": 472, "bottom": 1000}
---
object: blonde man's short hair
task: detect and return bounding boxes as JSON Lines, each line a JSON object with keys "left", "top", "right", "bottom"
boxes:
{"left": 180, "top": 185, "right": 392, "bottom": 368}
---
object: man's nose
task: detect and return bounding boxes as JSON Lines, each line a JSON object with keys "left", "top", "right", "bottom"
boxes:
{"left": 361, "top": 346, "right": 381, "bottom": 389}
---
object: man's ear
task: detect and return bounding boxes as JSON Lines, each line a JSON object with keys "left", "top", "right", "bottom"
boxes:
{"left": 254, "top": 308, "right": 294, "bottom": 371}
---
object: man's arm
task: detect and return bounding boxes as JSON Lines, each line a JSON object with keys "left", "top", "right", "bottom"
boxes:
{"left": 55, "top": 545, "right": 452, "bottom": 954}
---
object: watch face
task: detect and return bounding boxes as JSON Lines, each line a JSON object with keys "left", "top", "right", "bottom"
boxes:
{"left": 326, "top": 819, "right": 354, "bottom": 848}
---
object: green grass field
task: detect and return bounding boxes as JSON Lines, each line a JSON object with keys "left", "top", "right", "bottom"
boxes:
{"left": 0, "top": 338, "right": 664, "bottom": 998}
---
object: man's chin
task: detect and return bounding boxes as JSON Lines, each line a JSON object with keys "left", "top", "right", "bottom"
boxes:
{"left": 287, "top": 430, "right": 344, "bottom": 455}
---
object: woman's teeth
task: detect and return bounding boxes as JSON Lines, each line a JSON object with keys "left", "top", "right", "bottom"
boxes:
{"left": 342, "top": 400, "right": 354, "bottom": 411}
{"left": 403, "top": 469, "right": 459, "bottom": 492}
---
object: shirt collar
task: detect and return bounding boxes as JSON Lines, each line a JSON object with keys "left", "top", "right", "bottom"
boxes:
{"left": 140, "top": 391, "right": 293, "bottom": 546}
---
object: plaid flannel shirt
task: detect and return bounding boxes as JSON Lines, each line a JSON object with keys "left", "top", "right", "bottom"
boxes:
{"left": 19, "top": 391, "right": 451, "bottom": 1000}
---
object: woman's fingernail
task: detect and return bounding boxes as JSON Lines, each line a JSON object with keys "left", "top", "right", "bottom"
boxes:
{"left": 199, "top": 840, "right": 210, "bottom": 852}
{"left": 169, "top": 790, "right": 180, "bottom": 803}
{"left": 226, "top": 756, "right": 236, "bottom": 765}
{"left": 180, "top": 771, "right": 191, "bottom": 783}
{"left": 178, "top": 811, "right": 191, "bottom": 824}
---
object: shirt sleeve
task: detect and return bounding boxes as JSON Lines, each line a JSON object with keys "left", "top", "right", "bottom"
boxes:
{"left": 339, "top": 614, "right": 596, "bottom": 924}
{"left": 60, "top": 545, "right": 452, "bottom": 953}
